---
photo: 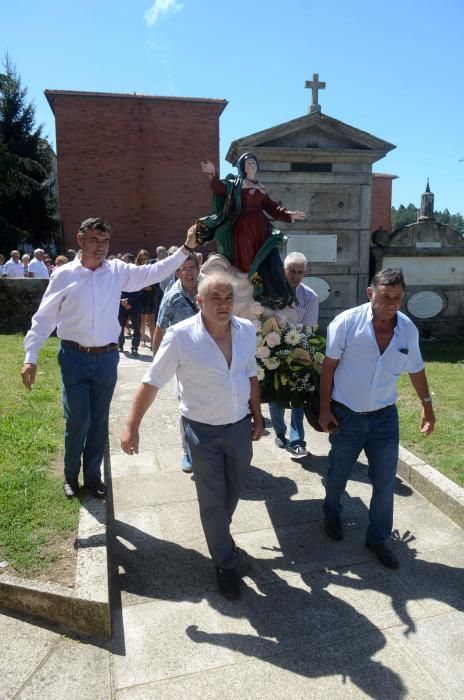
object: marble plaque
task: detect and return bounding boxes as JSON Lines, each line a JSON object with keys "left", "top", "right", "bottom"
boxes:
{"left": 286, "top": 234, "right": 337, "bottom": 263}
{"left": 416, "top": 241, "right": 442, "bottom": 249}
{"left": 407, "top": 291, "right": 444, "bottom": 319}
{"left": 383, "top": 256, "right": 464, "bottom": 286}
{"left": 304, "top": 276, "right": 331, "bottom": 302}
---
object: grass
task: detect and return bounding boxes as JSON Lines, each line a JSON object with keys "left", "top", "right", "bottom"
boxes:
{"left": 0, "top": 335, "right": 80, "bottom": 576}
{"left": 397, "top": 340, "right": 464, "bottom": 487}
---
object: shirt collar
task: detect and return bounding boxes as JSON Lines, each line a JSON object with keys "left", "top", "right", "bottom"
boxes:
{"left": 71, "top": 256, "right": 110, "bottom": 272}
{"left": 196, "top": 313, "right": 239, "bottom": 332}
{"left": 180, "top": 283, "right": 198, "bottom": 303}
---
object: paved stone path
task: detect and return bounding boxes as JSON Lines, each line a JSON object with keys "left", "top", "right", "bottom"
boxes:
{"left": 2, "top": 345, "right": 464, "bottom": 698}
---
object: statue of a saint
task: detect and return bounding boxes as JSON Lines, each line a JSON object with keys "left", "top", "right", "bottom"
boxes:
{"left": 197, "top": 153, "right": 305, "bottom": 310}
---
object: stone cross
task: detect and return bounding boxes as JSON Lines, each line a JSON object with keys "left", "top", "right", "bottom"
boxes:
{"left": 305, "top": 73, "right": 326, "bottom": 114}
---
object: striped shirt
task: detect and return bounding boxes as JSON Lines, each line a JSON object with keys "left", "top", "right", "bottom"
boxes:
{"left": 294, "top": 283, "right": 319, "bottom": 327}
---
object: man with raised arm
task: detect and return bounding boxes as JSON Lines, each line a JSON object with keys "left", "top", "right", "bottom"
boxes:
{"left": 21, "top": 217, "right": 198, "bottom": 500}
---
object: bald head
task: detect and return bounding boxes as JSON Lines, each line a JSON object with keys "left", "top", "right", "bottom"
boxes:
{"left": 197, "top": 272, "right": 235, "bottom": 327}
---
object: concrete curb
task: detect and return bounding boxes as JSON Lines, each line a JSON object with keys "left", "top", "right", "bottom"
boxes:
{"left": 0, "top": 487, "right": 111, "bottom": 638}
{"left": 398, "top": 444, "right": 464, "bottom": 529}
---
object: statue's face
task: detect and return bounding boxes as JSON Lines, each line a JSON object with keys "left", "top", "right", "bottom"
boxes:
{"left": 244, "top": 158, "right": 257, "bottom": 178}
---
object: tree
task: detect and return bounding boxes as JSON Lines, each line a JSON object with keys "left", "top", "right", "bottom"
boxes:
{"left": 0, "top": 54, "right": 58, "bottom": 251}
{"left": 391, "top": 203, "right": 417, "bottom": 230}
{"left": 391, "top": 203, "right": 464, "bottom": 235}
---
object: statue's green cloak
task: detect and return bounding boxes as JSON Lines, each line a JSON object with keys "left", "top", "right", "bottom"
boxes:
{"left": 196, "top": 175, "right": 290, "bottom": 306}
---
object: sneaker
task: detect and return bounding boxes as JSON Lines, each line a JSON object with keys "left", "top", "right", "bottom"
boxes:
{"left": 181, "top": 453, "right": 193, "bottom": 473}
{"left": 63, "top": 479, "right": 79, "bottom": 498}
{"left": 130, "top": 348, "right": 139, "bottom": 357}
{"left": 215, "top": 567, "right": 241, "bottom": 600}
{"left": 274, "top": 433, "right": 288, "bottom": 449}
{"left": 85, "top": 479, "right": 107, "bottom": 499}
{"left": 287, "top": 444, "right": 308, "bottom": 459}
{"left": 324, "top": 515, "right": 344, "bottom": 541}
{"left": 366, "top": 542, "right": 399, "bottom": 570}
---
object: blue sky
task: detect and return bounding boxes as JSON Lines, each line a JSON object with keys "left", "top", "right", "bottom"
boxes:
{"left": 3, "top": 0, "right": 463, "bottom": 213}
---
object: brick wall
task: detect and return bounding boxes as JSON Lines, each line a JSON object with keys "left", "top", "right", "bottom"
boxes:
{"left": 371, "top": 174, "right": 396, "bottom": 235}
{"left": 47, "top": 92, "right": 227, "bottom": 255}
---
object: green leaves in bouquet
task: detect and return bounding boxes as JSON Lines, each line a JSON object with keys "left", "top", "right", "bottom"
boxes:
{"left": 256, "top": 319, "right": 325, "bottom": 407}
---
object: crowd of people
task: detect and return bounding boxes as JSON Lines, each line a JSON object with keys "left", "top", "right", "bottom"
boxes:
{"left": 1, "top": 248, "right": 70, "bottom": 278}
{"left": 17, "top": 154, "right": 436, "bottom": 601}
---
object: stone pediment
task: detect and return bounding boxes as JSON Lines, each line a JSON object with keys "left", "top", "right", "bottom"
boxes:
{"left": 374, "top": 221, "right": 464, "bottom": 250}
{"left": 226, "top": 111, "right": 395, "bottom": 164}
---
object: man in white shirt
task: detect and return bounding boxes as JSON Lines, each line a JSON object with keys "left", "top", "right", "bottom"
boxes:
{"left": 121, "top": 272, "right": 264, "bottom": 600}
{"left": 270, "top": 251, "right": 319, "bottom": 458}
{"left": 3, "top": 250, "right": 24, "bottom": 278}
{"left": 21, "top": 217, "right": 198, "bottom": 500}
{"left": 319, "top": 268, "right": 435, "bottom": 569}
{"left": 28, "top": 248, "right": 50, "bottom": 279}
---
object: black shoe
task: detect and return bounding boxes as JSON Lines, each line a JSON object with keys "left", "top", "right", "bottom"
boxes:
{"left": 131, "top": 348, "right": 139, "bottom": 357}
{"left": 85, "top": 479, "right": 107, "bottom": 499}
{"left": 324, "top": 515, "right": 344, "bottom": 541}
{"left": 366, "top": 542, "right": 399, "bottom": 569}
{"left": 274, "top": 433, "right": 288, "bottom": 449}
{"left": 63, "top": 479, "right": 79, "bottom": 498}
{"left": 215, "top": 567, "right": 241, "bottom": 600}
{"left": 119, "top": 345, "right": 124, "bottom": 352}
{"left": 287, "top": 444, "right": 308, "bottom": 459}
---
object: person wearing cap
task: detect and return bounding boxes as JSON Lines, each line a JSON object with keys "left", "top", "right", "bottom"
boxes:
{"left": 21, "top": 217, "right": 198, "bottom": 500}
{"left": 28, "top": 249, "right": 50, "bottom": 279}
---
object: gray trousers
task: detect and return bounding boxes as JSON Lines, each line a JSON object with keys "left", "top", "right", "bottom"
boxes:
{"left": 182, "top": 415, "right": 253, "bottom": 569}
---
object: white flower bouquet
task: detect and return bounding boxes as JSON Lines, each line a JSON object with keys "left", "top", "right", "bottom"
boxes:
{"left": 256, "top": 316, "right": 325, "bottom": 413}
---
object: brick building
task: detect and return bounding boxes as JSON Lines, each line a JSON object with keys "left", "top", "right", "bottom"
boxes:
{"left": 45, "top": 90, "right": 227, "bottom": 254}
{"left": 370, "top": 173, "right": 397, "bottom": 235}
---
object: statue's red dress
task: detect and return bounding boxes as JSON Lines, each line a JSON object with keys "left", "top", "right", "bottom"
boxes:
{"left": 210, "top": 178, "right": 292, "bottom": 273}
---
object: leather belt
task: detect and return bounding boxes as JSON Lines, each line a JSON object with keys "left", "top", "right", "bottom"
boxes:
{"left": 331, "top": 400, "right": 394, "bottom": 416}
{"left": 61, "top": 339, "right": 118, "bottom": 354}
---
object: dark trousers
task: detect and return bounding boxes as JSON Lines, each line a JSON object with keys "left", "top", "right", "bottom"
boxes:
{"left": 118, "top": 306, "right": 141, "bottom": 350}
{"left": 58, "top": 344, "right": 119, "bottom": 484}
{"left": 183, "top": 415, "right": 252, "bottom": 568}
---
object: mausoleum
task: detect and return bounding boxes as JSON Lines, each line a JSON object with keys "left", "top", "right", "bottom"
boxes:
{"left": 372, "top": 181, "right": 464, "bottom": 338}
{"left": 225, "top": 74, "right": 395, "bottom": 329}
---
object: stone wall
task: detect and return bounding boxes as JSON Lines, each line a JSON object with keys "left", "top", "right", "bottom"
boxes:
{"left": 0, "top": 280, "right": 48, "bottom": 334}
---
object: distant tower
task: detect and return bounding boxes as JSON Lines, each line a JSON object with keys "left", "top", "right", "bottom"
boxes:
{"left": 418, "top": 178, "right": 434, "bottom": 221}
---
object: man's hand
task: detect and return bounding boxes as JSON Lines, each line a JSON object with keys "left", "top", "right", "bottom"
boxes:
{"left": 420, "top": 406, "right": 436, "bottom": 435}
{"left": 121, "top": 424, "right": 140, "bottom": 454}
{"left": 319, "top": 408, "right": 339, "bottom": 433}
{"left": 184, "top": 224, "right": 199, "bottom": 250}
{"left": 21, "top": 363, "right": 37, "bottom": 391}
{"left": 251, "top": 414, "right": 264, "bottom": 441}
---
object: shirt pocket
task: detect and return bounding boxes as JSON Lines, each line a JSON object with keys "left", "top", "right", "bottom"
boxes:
{"left": 382, "top": 350, "right": 409, "bottom": 377}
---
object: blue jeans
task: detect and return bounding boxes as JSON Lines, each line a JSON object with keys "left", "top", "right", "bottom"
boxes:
{"left": 269, "top": 402, "right": 306, "bottom": 448}
{"left": 58, "top": 344, "right": 119, "bottom": 484}
{"left": 323, "top": 402, "right": 399, "bottom": 545}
